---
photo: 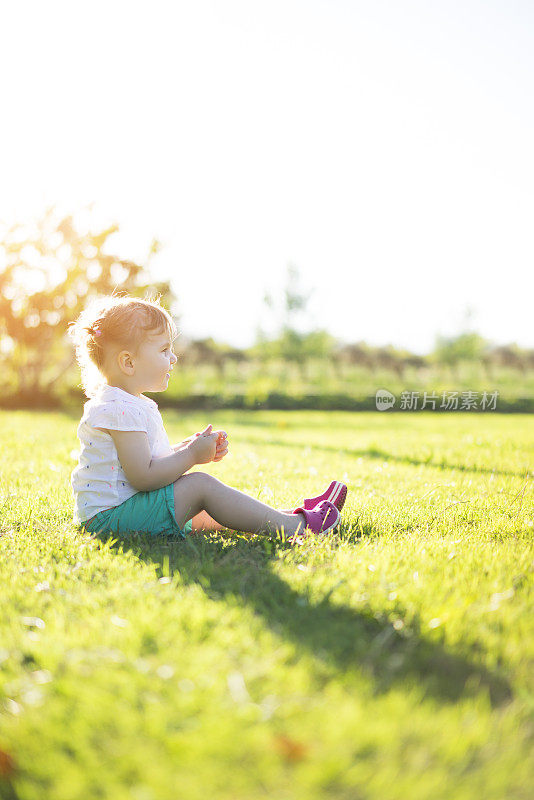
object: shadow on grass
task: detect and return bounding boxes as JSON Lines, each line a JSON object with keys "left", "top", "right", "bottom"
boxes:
{"left": 235, "top": 434, "right": 530, "bottom": 480}
{"left": 92, "top": 523, "right": 513, "bottom": 710}
{"left": 62, "top": 409, "right": 529, "bottom": 478}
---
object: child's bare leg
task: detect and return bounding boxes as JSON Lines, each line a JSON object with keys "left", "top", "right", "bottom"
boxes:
{"left": 191, "top": 507, "right": 296, "bottom": 533}
{"left": 173, "top": 473, "right": 307, "bottom": 537}
{"left": 190, "top": 509, "right": 227, "bottom": 533}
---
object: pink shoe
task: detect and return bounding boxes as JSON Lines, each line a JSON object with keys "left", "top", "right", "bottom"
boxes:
{"left": 293, "top": 481, "right": 347, "bottom": 513}
{"left": 288, "top": 500, "right": 340, "bottom": 542}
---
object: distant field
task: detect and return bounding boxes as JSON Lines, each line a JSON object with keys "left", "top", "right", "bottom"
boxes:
{"left": 0, "top": 409, "right": 532, "bottom": 799}
{"left": 4, "top": 359, "right": 532, "bottom": 411}
{"left": 161, "top": 360, "right": 534, "bottom": 403}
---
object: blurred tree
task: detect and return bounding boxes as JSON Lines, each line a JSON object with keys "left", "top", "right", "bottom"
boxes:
{"left": 431, "top": 331, "right": 490, "bottom": 367}
{"left": 400, "top": 352, "right": 428, "bottom": 375}
{"left": 0, "top": 206, "right": 175, "bottom": 402}
{"left": 430, "top": 304, "right": 490, "bottom": 369}
{"left": 176, "top": 336, "right": 250, "bottom": 377}
{"left": 262, "top": 263, "right": 314, "bottom": 334}
{"left": 331, "top": 341, "right": 374, "bottom": 376}
{"left": 371, "top": 345, "right": 407, "bottom": 378}
{"left": 255, "top": 263, "right": 336, "bottom": 370}
{"left": 299, "top": 328, "right": 338, "bottom": 359}
{"left": 482, "top": 343, "right": 531, "bottom": 376}
{"left": 178, "top": 338, "right": 226, "bottom": 376}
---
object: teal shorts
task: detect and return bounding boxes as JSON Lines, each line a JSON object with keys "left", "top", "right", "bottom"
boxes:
{"left": 80, "top": 483, "right": 193, "bottom": 539}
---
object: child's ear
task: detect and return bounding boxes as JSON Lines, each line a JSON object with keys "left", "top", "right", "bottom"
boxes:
{"left": 118, "top": 350, "right": 134, "bottom": 374}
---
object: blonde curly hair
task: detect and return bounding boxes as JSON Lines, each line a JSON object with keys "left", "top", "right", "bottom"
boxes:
{"left": 68, "top": 292, "right": 177, "bottom": 398}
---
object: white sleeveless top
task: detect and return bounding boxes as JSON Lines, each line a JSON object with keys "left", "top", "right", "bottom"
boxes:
{"left": 71, "top": 385, "right": 174, "bottom": 524}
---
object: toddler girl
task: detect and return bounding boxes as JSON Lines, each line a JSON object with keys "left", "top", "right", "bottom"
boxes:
{"left": 69, "top": 293, "right": 346, "bottom": 542}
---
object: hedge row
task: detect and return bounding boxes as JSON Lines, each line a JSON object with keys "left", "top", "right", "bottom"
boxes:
{"left": 2, "top": 390, "right": 533, "bottom": 414}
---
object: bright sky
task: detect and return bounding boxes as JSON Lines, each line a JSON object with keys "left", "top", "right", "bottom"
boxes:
{"left": 1, "top": 0, "right": 533, "bottom": 353}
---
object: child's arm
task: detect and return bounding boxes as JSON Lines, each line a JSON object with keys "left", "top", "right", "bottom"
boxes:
{"left": 172, "top": 433, "right": 200, "bottom": 452}
{"left": 107, "top": 430, "right": 199, "bottom": 492}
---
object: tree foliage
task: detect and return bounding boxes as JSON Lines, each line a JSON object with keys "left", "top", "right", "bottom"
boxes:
{"left": 0, "top": 207, "right": 175, "bottom": 400}
{"left": 431, "top": 332, "right": 489, "bottom": 366}
{"left": 255, "top": 263, "right": 337, "bottom": 363}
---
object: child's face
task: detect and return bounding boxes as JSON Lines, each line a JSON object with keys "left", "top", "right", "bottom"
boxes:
{"left": 135, "top": 329, "right": 178, "bottom": 392}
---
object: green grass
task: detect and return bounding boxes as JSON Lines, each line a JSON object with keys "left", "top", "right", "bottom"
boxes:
{"left": 0, "top": 409, "right": 533, "bottom": 800}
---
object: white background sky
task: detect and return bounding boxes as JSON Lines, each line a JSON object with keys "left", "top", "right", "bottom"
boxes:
{"left": 1, "top": 0, "right": 532, "bottom": 353}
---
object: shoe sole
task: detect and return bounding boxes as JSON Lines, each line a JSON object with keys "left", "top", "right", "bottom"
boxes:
{"left": 329, "top": 482, "right": 347, "bottom": 513}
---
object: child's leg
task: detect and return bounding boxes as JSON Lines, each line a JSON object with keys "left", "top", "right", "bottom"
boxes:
{"left": 190, "top": 509, "right": 226, "bottom": 533}
{"left": 191, "top": 507, "right": 295, "bottom": 533}
{"left": 173, "top": 473, "right": 307, "bottom": 537}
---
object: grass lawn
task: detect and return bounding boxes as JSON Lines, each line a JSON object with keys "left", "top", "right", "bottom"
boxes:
{"left": 0, "top": 408, "right": 532, "bottom": 800}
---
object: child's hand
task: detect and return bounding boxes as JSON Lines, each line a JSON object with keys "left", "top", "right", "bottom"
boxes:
{"left": 173, "top": 432, "right": 201, "bottom": 451}
{"left": 212, "top": 430, "right": 229, "bottom": 462}
{"left": 176, "top": 427, "right": 228, "bottom": 462}
{"left": 189, "top": 424, "right": 218, "bottom": 464}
